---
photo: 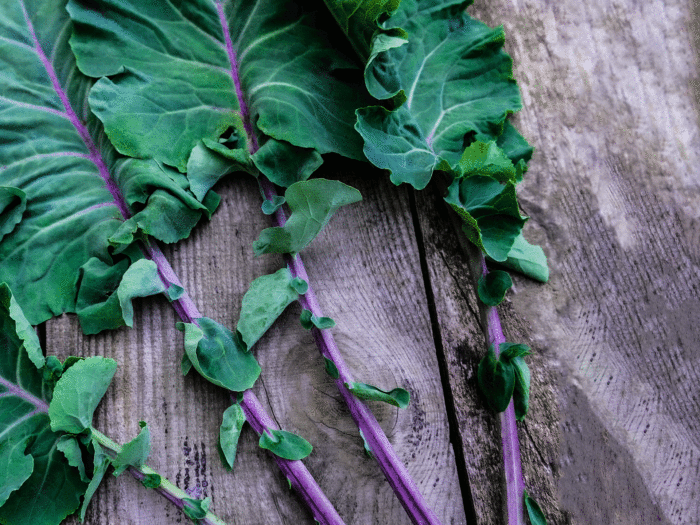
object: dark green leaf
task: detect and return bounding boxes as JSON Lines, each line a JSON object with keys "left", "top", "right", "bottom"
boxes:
{"left": 112, "top": 421, "right": 151, "bottom": 476}
{"left": 300, "top": 309, "right": 336, "bottom": 330}
{"left": 219, "top": 403, "right": 246, "bottom": 471}
{"left": 499, "top": 343, "right": 531, "bottom": 361}
{"left": 346, "top": 382, "right": 410, "bottom": 408}
{"left": 477, "top": 270, "right": 513, "bottom": 306}
{"left": 0, "top": 187, "right": 26, "bottom": 242}
{"left": 140, "top": 474, "right": 162, "bottom": 489}
{"left": 511, "top": 356, "right": 531, "bottom": 421}
{"left": 57, "top": 437, "right": 89, "bottom": 483}
{"left": 182, "top": 496, "right": 211, "bottom": 523}
{"left": 355, "top": 0, "right": 523, "bottom": 189}
{"left": 236, "top": 268, "right": 299, "bottom": 350}
{"left": 80, "top": 438, "right": 110, "bottom": 521}
{"left": 524, "top": 491, "right": 548, "bottom": 525}
{"left": 253, "top": 179, "right": 362, "bottom": 255}
{"left": 496, "top": 121, "right": 534, "bottom": 181}
{"left": 290, "top": 278, "right": 308, "bottom": 295}
{"left": 262, "top": 196, "right": 287, "bottom": 215}
{"left": 444, "top": 174, "right": 526, "bottom": 261}
{"left": 179, "top": 318, "right": 261, "bottom": 392}
{"left": 49, "top": 357, "right": 117, "bottom": 434}
{"left": 252, "top": 138, "right": 324, "bottom": 188}
{"left": 324, "top": 357, "right": 340, "bottom": 380}
{"left": 0, "top": 435, "right": 34, "bottom": 507}
{"left": 259, "top": 429, "right": 313, "bottom": 460}
{"left": 300, "top": 309, "right": 314, "bottom": 330}
{"left": 186, "top": 137, "right": 255, "bottom": 201}
{"left": 477, "top": 346, "right": 515, "bottom": 413}
{"left": 68, "top": 0, "right": 369, "bottom": 171}
{"left": 181, "top": 353, "right": 193, "bottom": 376}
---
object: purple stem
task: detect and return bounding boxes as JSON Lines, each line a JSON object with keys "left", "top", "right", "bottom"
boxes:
{"left": 480, "top": 257, "right": 526, "bottom": 525}
{"left": 238, "top": 391, "right": 345, "bottom": 524}
{"left": 259, "top": 178, "right": 442, "bottom": 525}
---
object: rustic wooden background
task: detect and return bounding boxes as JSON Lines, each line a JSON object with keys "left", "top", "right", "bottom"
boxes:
{"left": 45, "top": 0, "right": 700, "bottom": 523}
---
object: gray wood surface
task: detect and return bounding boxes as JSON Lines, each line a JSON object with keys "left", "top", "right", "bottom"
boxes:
{"left": 40, "top": 0, "right": 700, "bottom": 524}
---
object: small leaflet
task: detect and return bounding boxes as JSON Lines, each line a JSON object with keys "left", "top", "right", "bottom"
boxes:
{"left": 477, "top": 270, "right": 513, "bottom": 307}
{"left": 290, "top": 277, "right": 308, "bottom": 295}
{"left": 253, "top": 179, "right": 362, "bottom": 256}
{"left": 179, "top": 318, "right": 261, "bottom": 392}
{"left": 477, "top": 343, "right": 532, "bottom": 417}
{"left": 261, "top": 196, "right": 286, "bottom": 215}
{"left": 166, "top": 284, "right": 185, "bottom": 301}
{"left": 182, "top": 496, "right": 211, "bottom": 522}
{"left": 346, "top": 382, "right": 410, "bottom": 409}
{"left": 112, "top": 421, "right": 151, "bottom": 476}
{"left": 477, "top": 346, "right": 515, "bottom": 413}
{"left": 258, "top": 429, "right": 313, "bottom": 460}
{"left": 236, "top": 268, "right": 299, "bottom": 350}
{"left": 80, "top": 438, "right": 111, "bottom": 520}
{"left": 523, "top": 490, "right": 548, "bottom": 525}
{"left": 300, "top": 309, "right": 336, "bottom": 330}
{"left": 324, "top": 357, "right": 340, "bottom": 379}
{"left": 219, "top": 403, "right": 247, "bottom": 471}
{"left": 49, "top": 356, "right": 118, "bottom": 434}
{"left": 57, "top": 436, "right": 89, "bottom": 483}
{"left": 140, "top": 474, "right": 162, "bottom": 489}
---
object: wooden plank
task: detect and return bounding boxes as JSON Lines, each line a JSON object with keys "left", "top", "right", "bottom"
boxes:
{"left": 415, "top": 1, "right": 700, "bottom": 523}
{"left": 46, "top": 169, "right": 467, "bottom": 524}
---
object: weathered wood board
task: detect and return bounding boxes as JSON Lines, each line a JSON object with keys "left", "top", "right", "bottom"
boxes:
{"left": 36, "top": 0, "right": 700, "bottom": 524}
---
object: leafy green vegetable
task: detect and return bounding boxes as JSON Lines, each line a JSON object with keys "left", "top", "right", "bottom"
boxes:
{"left": 49, "top": 357, "right": 118, "bottom": 435}
{"left": 355, "top": 0, "right": 522, "bottom": 190}
{"left": 478, "top": 270, "right": 513, "bottom": 306}
{"left": 236, "top": 268, "right": 299, "bottom": 350}
{"left": 253, "top": 179, "right": 362, "bottom": 256}
{"left": 290, "top": 278, "right": 308, "bottom": 295}
{"left": 477, "top": 343, "right": 532, "bottom": 417}
{"left": 524, "top": 490, "right": 548, "bottom": 525}
{"left": 68, "top": 0, "right": 369, "bottom": 174}
{"left": 219, "top": 403, "right": 247, "bottom": 471}
{"left": 177, "top": 318, "right": 261, "bottom": 392}
{"left": 258, "top": 429, "right": 313, "bottom": 461}
{"left": 0, "top": 0, "right": 215, "bottom": 330}
{"left": 300, "top": 309, "right": 336, "bottom": 330}
{"left": 112, "top": 421, "right": 151, "bottom": 476}
{"left": 346, "top": 382, "right": 410, "bottom": 409}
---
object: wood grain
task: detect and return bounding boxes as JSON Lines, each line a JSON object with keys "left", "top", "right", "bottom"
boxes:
{"left": 463, "top": 1, "right": 699, "bottom": 523}
{"left": 46, "top": 169, "right": 467, "bottom": 524}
